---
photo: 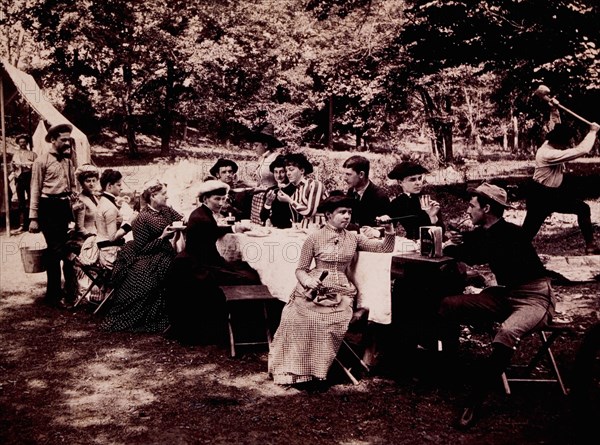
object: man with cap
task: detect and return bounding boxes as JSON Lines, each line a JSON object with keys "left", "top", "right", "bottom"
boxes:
{"left": 10, "top": 134, "right": 37, "bottom": 234}
{"left": 342, "top": 155, "right": 390, "bottom": 230}
{"left": 387, "top": 161, "right": 443, "bottom": 240}
{"left": 29, "top": 123, "right": 77, "bottom": 308}
{"left": 209, "top": 158, "right": 252, "bottom": 220}
{"left": 437, "top": 183, "right": 555, "bottom": 430}
{"left": 522, "top": 121, "right": 600, "bottom": 254}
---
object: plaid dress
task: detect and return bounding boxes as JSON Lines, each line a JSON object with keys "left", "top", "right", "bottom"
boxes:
{"left": 268, "top": 224, "right": 395, "bottom": 384}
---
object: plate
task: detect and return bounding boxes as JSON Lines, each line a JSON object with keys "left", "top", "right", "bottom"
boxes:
{"left": 245, "top": 231, "right": 270, "bottom": 238}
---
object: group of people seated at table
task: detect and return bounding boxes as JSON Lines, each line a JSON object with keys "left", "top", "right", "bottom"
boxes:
{"left": 28, "top": 119, "right": 600, "bottom": 431}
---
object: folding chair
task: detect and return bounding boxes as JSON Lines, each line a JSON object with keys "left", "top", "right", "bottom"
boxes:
{"left": 220, "top": 285, "right": 278, "bottom": 358}
{"left": 72, "top": 259, "right": 115, "bottom": 314}
{"left": 333, "top": 307, "right": 371, "bottom": 385}
{"left": 501, "top": 321, "right": 573, "bottom": 396}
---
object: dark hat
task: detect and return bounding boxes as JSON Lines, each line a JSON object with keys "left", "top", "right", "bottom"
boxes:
{"left": 209, "top": 158, "right": 239, "bottom": 177}
{"left": 467, "top": 182, "right": 513, "bottom": 208}
{"left": 45, "top": 123, "right": 73, "bottom": 142}
{"left": 269, "top": 154, "right": 287, "bottom": 172}
{"left": 545, "top": 124, "right": 576, "bottom": 146}
{"left": 252, "top": 123, "right": 284, "bottom": 148}
{"left": 285, "top": 152, "right": 313, "bottom": 175}
{"left": 15, "top": 134, "right": 29, "bottom": 144}
{"left": 387, "top": 161, "right": 429, "bottom": 180}
{"left": 317, "top": 194, "right": 356, "bottom": 214}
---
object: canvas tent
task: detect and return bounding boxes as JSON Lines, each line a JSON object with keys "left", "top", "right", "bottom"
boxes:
{"left": 1, "top": 58, "right": 91, "bottom": 231}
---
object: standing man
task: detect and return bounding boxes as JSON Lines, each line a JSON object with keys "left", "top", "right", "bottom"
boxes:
{"left": 438, "top": 183, "right": 555, "bottom": 429}
{"left": 342, "top": 155, "right": 390, "bottom": 229}
{"left": 522, "top": 121, "right": 600, "bottom": 254}
{"left": 29, "top": 123, "right": 78, "bottom": 308}
{"left": 10, "top": 134, "right": 37, "bottom": 234}
{"left": 209, "top": 158, "right": 252, "bottom": 220}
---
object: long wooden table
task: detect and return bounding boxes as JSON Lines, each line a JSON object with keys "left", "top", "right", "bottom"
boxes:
{"left": 216, "top": 230, "right": 456, "bottom": 325}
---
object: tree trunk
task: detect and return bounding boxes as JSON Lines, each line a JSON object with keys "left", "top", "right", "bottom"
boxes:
{"left": 443, "top": 95, "right": 453, "bottom": 162}
{"left": 355, "top": 129, "right": 364, "bottom": 149}
{"left": 160, "top": 60, "right": 175, "bottom": 155}
{"left": 419, "top": 89, "right": 440, "bottom": 158}
{"left": 328, "top": 95, "right": 333, "bottom": 150}
{"left": 463, "top": 87, "right": 482, "bottom": 150}
{"left": 419, "top": 88, "right": 453, "bottom": 162}
{"left": 122, "top": 63, "right": 138, "bottom": 156}
{"left": 512, "top": 116, "right": 519, "bottom": 152}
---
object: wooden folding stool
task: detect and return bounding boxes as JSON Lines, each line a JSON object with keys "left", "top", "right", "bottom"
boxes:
{"left": 501, "top": 321, "right": 573, "bottom": 396}
{"left": 220, "top": 285, "right": 278, "bottom": 358}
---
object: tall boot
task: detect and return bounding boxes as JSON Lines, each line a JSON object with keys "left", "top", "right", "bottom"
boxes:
{"left": 455, "top": 343, "right": 514, "bottom": 430}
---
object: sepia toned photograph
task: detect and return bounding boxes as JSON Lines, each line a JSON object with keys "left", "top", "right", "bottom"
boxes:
{"left": 1, "top": 1, "right": 599, "bottom": 444}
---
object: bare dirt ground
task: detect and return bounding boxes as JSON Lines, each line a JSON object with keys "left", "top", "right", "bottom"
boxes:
{"left": 1, "top": 153, "right": 599, "bottom": 445}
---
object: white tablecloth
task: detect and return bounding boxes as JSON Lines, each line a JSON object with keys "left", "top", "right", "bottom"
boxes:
{"left": 216, "top": 229, "right": 418, "bottom": 324}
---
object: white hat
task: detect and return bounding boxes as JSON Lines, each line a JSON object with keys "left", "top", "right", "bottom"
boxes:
{"left": 197, "top": 180, "right": 230, "bottom": 199}
{"left": 142, "top": 178, "right": 164, "bottom": 194}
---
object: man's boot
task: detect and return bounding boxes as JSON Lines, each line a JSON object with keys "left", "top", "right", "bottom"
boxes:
{"left": 454, "top": 343, "right": 514, "bottom": 430}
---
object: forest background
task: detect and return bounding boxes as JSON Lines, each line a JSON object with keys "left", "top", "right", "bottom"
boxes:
{"left": 1, "top": 0, "right": 599, "bottom": 163}
{"left": 2, "top": 3, "right": 600, "bottom": 444}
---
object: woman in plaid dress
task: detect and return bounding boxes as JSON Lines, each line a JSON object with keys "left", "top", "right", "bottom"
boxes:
{"left": 268, "top": 194, "right": 395, "bottom": 386}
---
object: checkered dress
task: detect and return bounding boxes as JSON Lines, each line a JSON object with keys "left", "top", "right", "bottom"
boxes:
{"left": 268, "top": 224, "right": 395, "bottom": 384}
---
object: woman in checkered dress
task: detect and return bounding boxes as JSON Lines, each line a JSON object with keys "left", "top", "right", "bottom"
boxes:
{"left": 100, "top": 180, "right": 182, "bottom": 333}
{"left": 268, "top": 195, "right": 395, "bottom": 386}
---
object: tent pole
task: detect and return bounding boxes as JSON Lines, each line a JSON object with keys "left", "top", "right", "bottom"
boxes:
{"left": 1, "top": 76, "right": 11, "bottom": 236}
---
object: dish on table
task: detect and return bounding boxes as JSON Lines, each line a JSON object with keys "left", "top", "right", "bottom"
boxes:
{"left": 244, "top": 230, "right": 271, "bottom": 238}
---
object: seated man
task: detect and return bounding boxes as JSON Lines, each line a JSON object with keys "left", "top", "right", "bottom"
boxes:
{"left": 438, "top": 183, "right": 555, "bottom": 429}
{"left": 209, "top": 158, "right": 253, "bottom": 220}
{"left": 165, "top": 180, "right": 262, "bottom": 345}
{"left": 342, "top": 155, "right": 390, "bottom": 232}
{"left": 387, "top": 161, "right": 443, "bottom": 240}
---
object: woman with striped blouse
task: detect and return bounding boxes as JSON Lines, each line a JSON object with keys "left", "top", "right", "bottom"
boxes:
{"left": 276, "top": 152, "right": 326, "bottom": 228}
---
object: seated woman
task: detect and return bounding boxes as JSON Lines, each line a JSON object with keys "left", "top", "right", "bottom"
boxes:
{"left": 275, "top": 152, "right": 326, "bottom": 228}
{"left": 165, "top": 180, "right": 262, "bottom": 345}
{"left": 73, "top": 164, "right": 101, "bottom": 237}
{"left": 259, "top": 154, "right": 295, "bottom": 228}
{"left": 387, "top": 161, "right": 444, "bottom": 240}
{"left": 268, "top": 194, "right": 395, "bottom": 387}
{"left": 100, "top": 179, "right": 183, "bottom": 333}
{"left": 70, "top": 164, "right": 101, "bottom": 301}
{"left": 95, "top": 169, "right": 136, "bottom": 269}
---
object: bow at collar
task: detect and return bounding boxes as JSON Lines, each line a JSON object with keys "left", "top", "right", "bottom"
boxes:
{"left": 51, "top": 151, "right": 71, "bottom": 161}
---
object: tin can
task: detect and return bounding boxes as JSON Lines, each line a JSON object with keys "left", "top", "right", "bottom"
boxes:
{"left": 420, "top": 226, "right": 443, "bottom": 257}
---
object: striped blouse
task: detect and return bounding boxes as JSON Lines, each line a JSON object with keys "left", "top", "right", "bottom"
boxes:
{"left": 290, "top": 177, "right": 326, "bottom": 225}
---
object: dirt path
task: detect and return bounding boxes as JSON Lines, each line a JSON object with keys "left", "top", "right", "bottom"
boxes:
{"left": 1, "top": 230, "right": 599, "bottom": 444}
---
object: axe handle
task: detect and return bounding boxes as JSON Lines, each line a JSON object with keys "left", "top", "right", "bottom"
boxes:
{"left": 555, "top": 103, "right": 593, "bottom": 126}
{"left": 540, "top": 94, "right": 594, "bottom": 126}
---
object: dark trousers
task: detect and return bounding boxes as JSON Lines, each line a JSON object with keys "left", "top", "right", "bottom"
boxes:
{"left": 38, "top": 198, "right": 75, "bottom": 303}
{"left": 522, "top": 181, "right": 594, "bottom": 244}
{"left": 15, "top": 172, "right": 32, "bottom": 229}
